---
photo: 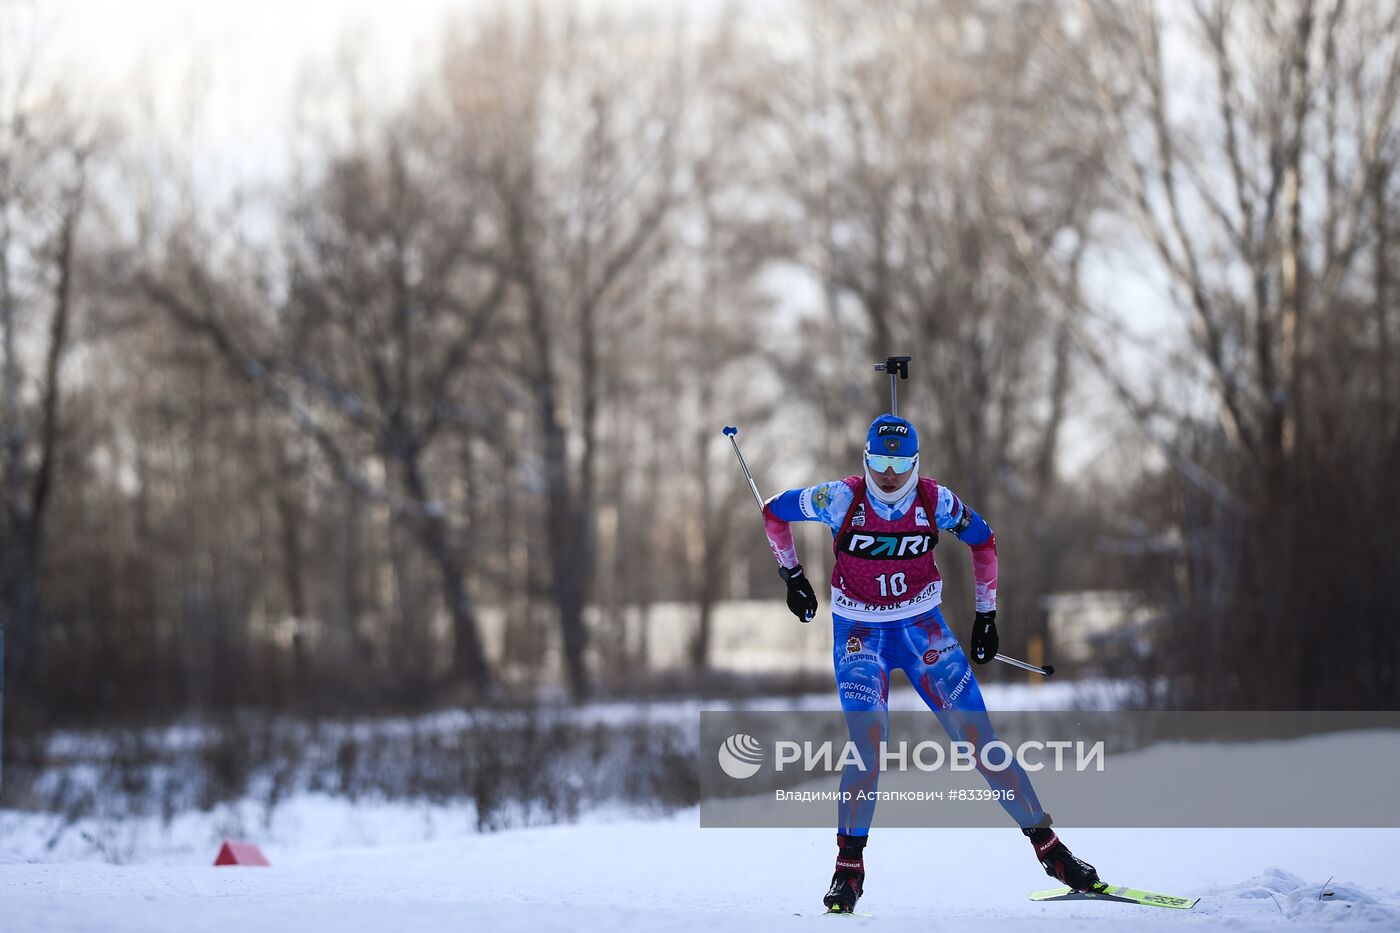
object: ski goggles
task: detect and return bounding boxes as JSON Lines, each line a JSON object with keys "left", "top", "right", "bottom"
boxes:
{"left": 865, "top": 452, "right": 917, "bottom": 474}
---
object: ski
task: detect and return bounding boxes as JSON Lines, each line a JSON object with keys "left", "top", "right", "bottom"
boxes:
{"left": 1029, "top": 882, "right": 1199, "bottom": 909}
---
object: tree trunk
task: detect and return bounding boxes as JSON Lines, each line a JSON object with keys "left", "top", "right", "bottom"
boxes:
{"left": 275, "top": 484, "right": 308, "bottom": 706}
{"left": 0, "top": 525, "right": 41, "bottom": 698}
{"left": 1374, "top": 159, "right": 1393, "bottom": 406}
{"left": 538, "top": 384, "right": 590, "bottom": 699}
{"left": 1279, "top": 0, "right": 1316, "bottom": 466}
{"left": 401, "top": 454, "right": 493, "bottom": 697}
{"left": 0, "top": 182, "right": 82, "bottom": 702}
{"left": 524, "top": 277, "right": 591, "bottom": 700}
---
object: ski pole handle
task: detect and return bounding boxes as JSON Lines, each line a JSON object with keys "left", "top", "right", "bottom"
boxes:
{"left": 722, "top": 426, "right": 766, "bottom": 511}
{"left": 994, "top": 653, "right": 1055, "bottom": 678}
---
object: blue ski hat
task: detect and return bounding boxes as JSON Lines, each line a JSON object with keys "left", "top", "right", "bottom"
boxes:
{"left": 866, "top": 414, "right": 918, "bottom": 457}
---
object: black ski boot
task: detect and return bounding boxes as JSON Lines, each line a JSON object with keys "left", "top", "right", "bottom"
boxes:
{"left": 823, "top": 834, "right": 866, "bottom": 914}
{"left": 1023, "top": 825, "right": 1101, "bottom": 893}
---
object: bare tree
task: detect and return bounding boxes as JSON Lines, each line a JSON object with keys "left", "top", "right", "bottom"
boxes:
{"left": 135, "top": 100, "right": 512, "bottom": 698}
{"left": 436, "top": 13, "right": 687, "bottom": 698}
{"left": 0, "top": 22, "right": 98, "bottom": 705}
{"left": 1047, "top": 0, "right": 1400, "bottom": 705}
{"left": 743, "top": 0, "right": 1111, "bottom": 660}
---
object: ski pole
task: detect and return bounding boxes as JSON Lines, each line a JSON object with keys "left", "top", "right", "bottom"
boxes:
{"left": 722, "top": 425, "right": 766, "bottom": 511}
{"left": 994, "top": 653, "right": 1055, "bottom": 678}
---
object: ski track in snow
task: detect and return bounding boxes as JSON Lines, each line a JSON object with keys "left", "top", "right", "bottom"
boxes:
{"left": 2, "top": 813, "right": 1398, "bottom": 931}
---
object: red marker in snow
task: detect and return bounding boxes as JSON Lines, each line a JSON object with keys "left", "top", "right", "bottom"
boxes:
{"left": 214, "top": 840, "right": 270, "bottom": 866}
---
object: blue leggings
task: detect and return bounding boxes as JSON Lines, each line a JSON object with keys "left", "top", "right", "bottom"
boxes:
{"left": 832, "top": 605, "right": 1045, "bottom": 835}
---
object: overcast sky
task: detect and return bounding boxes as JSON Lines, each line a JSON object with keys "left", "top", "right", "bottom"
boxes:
{"left": 23, "top": 1, "right": 462, "bottom": 186}
{"left": 8, "top": 0, "right": 1169, "bottom": 478}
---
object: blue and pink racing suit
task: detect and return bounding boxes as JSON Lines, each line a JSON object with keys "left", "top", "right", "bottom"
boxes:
{"left": 763, "top": 476, "right": 1046, "bottom": 837}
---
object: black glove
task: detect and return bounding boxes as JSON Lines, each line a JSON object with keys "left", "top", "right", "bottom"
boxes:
{"left": 779, "top": 564, "right": 818, "bottom": 623}
{"left": 970, "top": 610, "right": 998, "bottom": 664}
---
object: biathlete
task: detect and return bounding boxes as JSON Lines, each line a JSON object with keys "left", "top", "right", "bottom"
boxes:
{"left": 762, "top": 413, "right": 1101, "bottom": 913}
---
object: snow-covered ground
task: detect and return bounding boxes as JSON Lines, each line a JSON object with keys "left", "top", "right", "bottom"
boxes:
{"left": 5, "top": 683, "right": 1395, "bottom": 931}
{"left": 2, "top": 808, "right": 1398, "bottom": 931}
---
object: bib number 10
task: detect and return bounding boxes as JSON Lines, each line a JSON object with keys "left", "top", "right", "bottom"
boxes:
{"left": 876, "top": 572, "right": 907, "bottom": 597}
